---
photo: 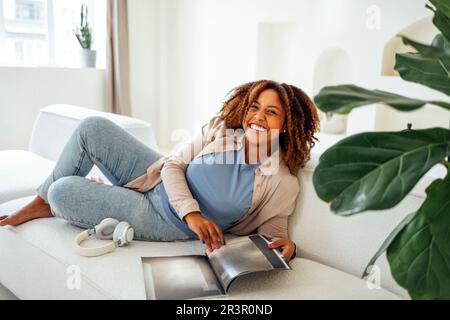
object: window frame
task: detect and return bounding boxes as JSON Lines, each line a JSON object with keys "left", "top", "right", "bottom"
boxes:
{"left": 0, "top": 0, "right": 103, "bottom": 69}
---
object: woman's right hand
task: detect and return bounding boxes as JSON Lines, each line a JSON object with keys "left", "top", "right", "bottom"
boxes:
{"left": 183, "top": 211, "right": 225, "bottom": 252}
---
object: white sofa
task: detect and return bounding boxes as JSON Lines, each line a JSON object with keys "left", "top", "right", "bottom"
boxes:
{"left": 0, "top": 105, "right": 413, "bottom": 300}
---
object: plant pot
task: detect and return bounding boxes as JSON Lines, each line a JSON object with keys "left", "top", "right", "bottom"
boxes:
{"left": 79, "top": 49, "right": 97, "bottom": 68}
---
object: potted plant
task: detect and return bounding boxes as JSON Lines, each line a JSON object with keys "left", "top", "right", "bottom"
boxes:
{"left": 312, "top": 0, "right": 450, "bottom": 299}
{"left": 74, "top": 3, "right": 96, "bottom": 68}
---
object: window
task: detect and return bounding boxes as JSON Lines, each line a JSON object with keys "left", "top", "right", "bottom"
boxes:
{"left": 0, "top": 0, "right": 106, "bottom": 68}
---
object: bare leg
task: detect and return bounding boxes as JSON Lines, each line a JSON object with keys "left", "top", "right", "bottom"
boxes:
{"left": 0, "top": 195, "right": 53, "bottom": 227}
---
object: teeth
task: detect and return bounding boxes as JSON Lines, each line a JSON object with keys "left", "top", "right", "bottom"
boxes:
{"left": 250, "top": 124, "right": 267, "bottom": 132}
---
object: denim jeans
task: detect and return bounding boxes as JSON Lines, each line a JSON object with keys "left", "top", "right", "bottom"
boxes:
{"left": 36, "top": 116, "right": 192, "bottom": 242}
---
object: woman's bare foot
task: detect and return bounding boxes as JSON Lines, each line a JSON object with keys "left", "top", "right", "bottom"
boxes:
{"left": 0, "top": 196, "right": 53, "bottom": 227}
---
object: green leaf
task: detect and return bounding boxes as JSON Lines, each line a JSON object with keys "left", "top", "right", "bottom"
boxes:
{"left": 81, "top": 4, "right": 84, "bottom": 27}
{"left": 313, "top": 128, "right": 450, "bottom": 215}
{"left": 430, "top": 0, "right": 450, "bottom": 19}
{"left": 313, "top": 84, "right": 450, "bottom": 114}
{"left": 86, "top": 6, "right": 89, "bottom": 27}
{"left": 396, "top": 34, "right": 450, "bottom": 96}
{"left": 394, "top": 4, "right": 450, "bottom": 96}
{"left": 400, "top": 35, "right": 450, "bottom": 59}
{"left": 387, "top": 170, "right": 450, "bottom": 299}
{"left": 395, "top": 52, "right": 450, "bottom": 96}
{"left": 75, "top": 32, "right": 84, "bottom": 48}
{"left": 362, "top": 211, "right": 416, "bottom": 278}
{"left": 427, "top": 1, "right": 450, "bottom": 42}
{"left": 432, "top": 33, "right": 450, "bottom": 51}
{"left": 430, "top": 100, "right": 450, "bottom": 110}
{"left": 432, "top": 9, "right": 450, "bottom": 42}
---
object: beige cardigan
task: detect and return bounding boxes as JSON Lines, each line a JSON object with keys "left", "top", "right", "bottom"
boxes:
{"left": 124, "top": 116, "right": 300, "bottom": 240}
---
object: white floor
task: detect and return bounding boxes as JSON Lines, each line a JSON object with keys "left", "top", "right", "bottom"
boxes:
{"left": 0, "top": 283, "right": 18, "bottom": 300}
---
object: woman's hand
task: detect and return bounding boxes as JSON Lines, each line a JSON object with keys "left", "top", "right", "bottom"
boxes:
{"left": 268, "top": 237, "right": 297, "bottom": 262}
{"left": 184, "top": 211, "right": 226, "bottom": 252}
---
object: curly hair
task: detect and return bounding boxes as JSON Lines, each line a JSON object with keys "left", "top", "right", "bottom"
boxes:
{"left": 218, "top": 80, "right": 320, "bottom": 175}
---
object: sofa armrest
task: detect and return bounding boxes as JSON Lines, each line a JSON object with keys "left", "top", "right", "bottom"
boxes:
{"left": 29, "top": 104, "right": 158, "bottom": 162}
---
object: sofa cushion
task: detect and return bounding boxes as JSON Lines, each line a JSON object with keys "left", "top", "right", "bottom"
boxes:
{"left": 29, "top": 104, "right": 158, "bottom": 162}
{"left": 0, "top": 196, "right": 401, "bottom": 300}
{"left": 0, "top": 150, "right": 55, "bottom": 204}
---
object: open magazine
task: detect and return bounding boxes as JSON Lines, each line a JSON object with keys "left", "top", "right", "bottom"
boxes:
{"left": 141, "top": 234, "right": 292, "bottom": 300}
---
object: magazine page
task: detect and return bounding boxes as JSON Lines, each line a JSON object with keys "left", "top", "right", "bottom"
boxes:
{"left": 141, "top": 255, "right": 224, "bottom": 300}
{"left": 206, "top": 234, "right": 291, "bottom": 293}
{"left": 141, "top": 234, "right": 291, "bottom": 299}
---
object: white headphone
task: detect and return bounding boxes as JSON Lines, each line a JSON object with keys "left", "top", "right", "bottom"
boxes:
{"left": 74, "top": 218, "right": 134, "bottom": 257}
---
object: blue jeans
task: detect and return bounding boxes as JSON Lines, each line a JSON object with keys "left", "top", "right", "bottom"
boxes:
{"left": 36, "top": 116, "right": 192, "bottom": 242}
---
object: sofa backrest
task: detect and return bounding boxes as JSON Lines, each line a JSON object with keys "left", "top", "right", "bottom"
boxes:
{"left": 288, "top": 161, "right": 427, "bottom": 299}
{"left": 29, "top": 105, "right": 158, "bottom": 162}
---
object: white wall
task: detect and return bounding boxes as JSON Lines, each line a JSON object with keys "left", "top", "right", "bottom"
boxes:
{"left": 128, "top": 0, "right": 436, "bottom": 149}
{"left": 0, "top": 67, "right": 105, "bottom": 150}
{"left": 1, "top": 0, "right": 444, "bottom": 150}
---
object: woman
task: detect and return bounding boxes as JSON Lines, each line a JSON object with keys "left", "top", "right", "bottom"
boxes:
{"left": 0, "top": 80, "right": 319, "bottom": 262}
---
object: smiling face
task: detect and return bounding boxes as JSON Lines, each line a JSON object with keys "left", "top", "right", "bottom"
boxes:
{"left": 242, "top": 89, "right": 286, "bottom": 149}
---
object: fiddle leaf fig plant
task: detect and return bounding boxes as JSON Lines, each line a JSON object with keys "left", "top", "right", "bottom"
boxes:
{"left": 312, "top": 0, "right": 450, "bottom": 299}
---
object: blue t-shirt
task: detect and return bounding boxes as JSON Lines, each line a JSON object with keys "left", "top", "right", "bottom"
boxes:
{"left": 158, "top": 140, "right": 260, "bottom": 238}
